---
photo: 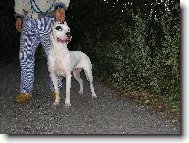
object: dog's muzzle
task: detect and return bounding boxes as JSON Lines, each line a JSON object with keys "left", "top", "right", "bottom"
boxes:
{"left": 66, "top": 32, "right": 71, "bottom": 39}
{"left": 57, "top": 32, "right": 72, "bottom": 44}
{"left": 57, "top": 37, "right": 72, "bottom": 44}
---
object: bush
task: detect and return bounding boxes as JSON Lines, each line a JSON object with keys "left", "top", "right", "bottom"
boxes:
{"left": 67, "top": 0, "right": 180, "bottom": 111}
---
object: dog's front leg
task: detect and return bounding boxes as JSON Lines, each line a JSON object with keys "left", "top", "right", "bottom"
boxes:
{"left": 65, "top": 74, "right": 72, "bottom": 108}
{"left": 51, "top": 73, "right": 60, "bottom": 106}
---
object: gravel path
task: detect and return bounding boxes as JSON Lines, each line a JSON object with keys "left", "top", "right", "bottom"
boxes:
{"left": 0, "top": 59, "right": 180, "bottom": 134}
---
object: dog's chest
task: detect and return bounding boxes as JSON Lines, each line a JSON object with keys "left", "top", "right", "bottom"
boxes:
{"left": 54, "top": 58, "right": 66, "bottom": 76}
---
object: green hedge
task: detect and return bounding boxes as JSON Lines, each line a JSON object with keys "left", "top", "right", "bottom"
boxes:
{"left": 67, "top": 0, "right": 180, "bottom": 110}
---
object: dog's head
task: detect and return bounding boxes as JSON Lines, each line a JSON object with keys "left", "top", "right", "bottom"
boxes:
{"left": 52, "top": 21, "right": 72, "bottom": 44}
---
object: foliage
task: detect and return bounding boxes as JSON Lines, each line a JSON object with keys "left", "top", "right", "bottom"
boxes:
{"left": 67, "top": 0, "right": 180, "bottom": 111}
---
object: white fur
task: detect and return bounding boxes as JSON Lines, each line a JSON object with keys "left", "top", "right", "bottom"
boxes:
{"left": 48, "top": 21, "right": 97, "bottom": 107}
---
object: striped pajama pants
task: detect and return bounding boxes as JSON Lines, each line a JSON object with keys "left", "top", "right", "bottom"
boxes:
{"left": 19, "top": 16, "right": 62, "bottom": 94}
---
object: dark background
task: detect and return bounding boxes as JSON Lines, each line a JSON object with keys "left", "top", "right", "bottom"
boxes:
{"left": 0, "top": 0, "right": 19, "bottom": 67}
{"left": 0, "top": 0, "right": 179, "bottom": 66}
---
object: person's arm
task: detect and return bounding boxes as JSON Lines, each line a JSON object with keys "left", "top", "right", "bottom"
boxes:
{"left": 54, "top": 0, "right": 70, "bottom": 22}
{"left": 14, "top": 0, "right": 24, "bottom": 32}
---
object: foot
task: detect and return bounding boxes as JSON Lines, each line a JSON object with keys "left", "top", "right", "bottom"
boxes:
{"left": 65, "top": 102, "right": 71, "bottom": 108}
{"left": 51, "top": 91, "right": 62, "bottom": 100}
{"left": 16, "top": 93, "right": 32, "bottom": 103}
{"left": 92, "top": 93, "right": 97, "bottom": 98}
{"left": 78, "top": 90, "right": 83, "bottom": 95}
{"left": 65, "top": 99, "right": 71, "bottom": 108}
{"left": 53, "top": 101, "right": 59, "bottom": 106}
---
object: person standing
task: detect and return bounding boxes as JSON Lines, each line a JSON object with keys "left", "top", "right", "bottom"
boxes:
{"left": 15, "top": 0, "right": 70, "bottom": 103}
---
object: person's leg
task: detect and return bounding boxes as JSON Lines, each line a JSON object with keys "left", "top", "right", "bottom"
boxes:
{"left": 39, "top": 17, "right": 62, "bottom": 92}
{"left": 16, "top": 16, "right": 40, "bottom": 103}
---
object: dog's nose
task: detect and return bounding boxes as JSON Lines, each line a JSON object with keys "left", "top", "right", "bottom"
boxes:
{"left": 66, "top": 32, "right": 71, "bottom": 38}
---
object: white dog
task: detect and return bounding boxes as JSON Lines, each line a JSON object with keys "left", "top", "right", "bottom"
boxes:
{"left": 48, "top": 21, "right": 97, "bottom": 107}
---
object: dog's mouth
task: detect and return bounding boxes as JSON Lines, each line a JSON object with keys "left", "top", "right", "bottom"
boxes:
{"left": 57, "top": 37, "right": 71, "bottom": 44}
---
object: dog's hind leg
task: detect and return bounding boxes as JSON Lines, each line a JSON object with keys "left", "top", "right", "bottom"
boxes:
{"left": 51, "top": 74, "right": 60, "bottom": 106}
{"left": 73, "top": 68, "right": 83, "bottom": 95}
{"left": 83, "top": 67, "right": 97, "bottom": 98}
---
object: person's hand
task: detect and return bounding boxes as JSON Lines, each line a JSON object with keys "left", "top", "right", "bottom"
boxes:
{"left": 15, "top": 18, "right": 22, "bottom": 32}
{"left": 54, "top": 8, "right": 65, "bottom": 22}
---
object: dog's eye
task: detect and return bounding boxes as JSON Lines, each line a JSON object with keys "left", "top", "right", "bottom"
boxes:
{"left": 55, "top": 26, "right": 62, "bottom": 31}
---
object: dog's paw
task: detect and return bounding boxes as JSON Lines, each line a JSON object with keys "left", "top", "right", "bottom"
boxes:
{"left": 92, "top": 94, "right": 97, "bottom": 99}
{"left": 78, "top": 91, "right": 83, "bottom": 95}
{"left": 53, "top": 101, "right": 59, "bottom": 106}
{"left": 64, "top": 103, "right": 71, "bottom": 108}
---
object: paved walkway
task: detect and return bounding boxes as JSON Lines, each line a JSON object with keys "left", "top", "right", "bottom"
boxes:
{"left": 0, "top": 59, "right": 180, "bottom": 134}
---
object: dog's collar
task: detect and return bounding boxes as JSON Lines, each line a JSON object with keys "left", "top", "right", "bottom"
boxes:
{"left": 54, "top": 20, "right": 65, "bottom": 24}
{"left": 51, "top": 19, "right": 66, "bottom": 26}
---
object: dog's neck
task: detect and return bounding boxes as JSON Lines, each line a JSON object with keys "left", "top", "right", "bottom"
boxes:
{"left": 50, "top": 33, "right": 69, "bottom": 56}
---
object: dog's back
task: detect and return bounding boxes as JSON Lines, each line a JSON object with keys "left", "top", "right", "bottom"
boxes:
{"left": 69, "top": 51, "right": 92, "bottom": 71}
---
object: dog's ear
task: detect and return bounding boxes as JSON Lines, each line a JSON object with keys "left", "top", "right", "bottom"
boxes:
{"left": 54, "top": 21, "right": 59, "bottom": 27}
{"left": 64, "top": 21, "right": 68, "bottom": 25}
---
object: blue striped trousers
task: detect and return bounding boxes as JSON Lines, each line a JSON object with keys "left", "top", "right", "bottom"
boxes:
{"left": 19, "top": 16, "right": 62, "bottom": 94}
